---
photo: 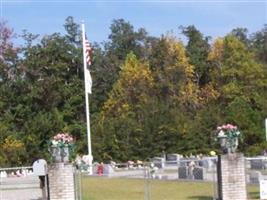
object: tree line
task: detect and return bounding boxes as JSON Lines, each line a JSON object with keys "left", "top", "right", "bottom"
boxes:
{"left": 0, "top": 16, "right": 266, "bottom": 166}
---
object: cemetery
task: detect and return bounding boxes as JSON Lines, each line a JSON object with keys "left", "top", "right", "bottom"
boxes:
{"left": 0, "top": 150, "right": 267, "bottom": 199}
{"left": 1, "top": 123, "right": 267, "bottom": 200}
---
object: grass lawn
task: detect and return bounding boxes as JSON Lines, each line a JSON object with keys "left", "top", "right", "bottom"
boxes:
{"left": 81, "top": 177, "right": 260, "bottom": 200}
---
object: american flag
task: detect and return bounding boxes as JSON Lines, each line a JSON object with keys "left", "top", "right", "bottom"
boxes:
{"left": 85, "top": 38, "right": 91, "bottom": 66}
{"left": 83, "top": 35, "right": 92, "bottom": 94}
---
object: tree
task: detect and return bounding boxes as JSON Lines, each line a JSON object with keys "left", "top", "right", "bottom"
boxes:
{"left": 64, "top": 16, "right": 82, "bottom": 46}
{"left": 90, "top": 19, "right": 156, "bottom": 114}
{"left": 150, "top": 35, "right": 200, "bottom": 111}
{"left": 250, "top": 25, "right": 267, "bottom": 64}
{"left": 230, "top": 27, "right": 249, "bottom": 46}
{"left": 148, "top": 35, "right": 203, "bottom": 154}
{"left": 208, "top": 35, "right": 267, "bottom": 151}
{"left": 2, "top": 18, "right": 267, "bottom": 166}
{"left": 107, "top": 19, "right": 149, "bottom": 60}
{"left": 180, "top": 25, "right": 210, "bottom": 86}
{"left": 96, "top": 53, "right": 155, "bottom": 161}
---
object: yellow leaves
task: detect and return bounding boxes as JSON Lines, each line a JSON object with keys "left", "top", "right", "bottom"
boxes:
{"left": 222, "top": 82, "right": 242, "bottom": 98}
{"left": 2, "top": 136, "right": 25, "bottom": 152}
{"left": 179, "top": 81, "right": 199, "bottom": 107}
{"left": 208, "top": 38, "right": 224, "bottom": 61}
{"left": 27, "top": 135, "right": 34, "bottom": 142}
{"left": 208, "top": 35, "right": 267, "bottom": 103}
{"left": 160, "top": 35, "right": 200, "bottom": 109}
{"left": 101, "top": 53, "right": 154, "bottom": 119}
{"left": 166, "top": 36, "right": 194, "bottom": 77}
{"left": 199, "top": 84, "right": 220, "bottom": 103}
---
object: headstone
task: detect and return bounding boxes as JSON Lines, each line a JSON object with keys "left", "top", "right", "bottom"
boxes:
{"left": 260, "top": 180, "right": 267, "bottom": 200}
{"left": 33, "top": 159, "right": 48, "bottom": 176}
{"left": 152, "top": 157, "right": 164, "bottom": 168}
{"left": 178, "top": 167, "right": 188, "bottom": 179}
{"left": 251, "top": 159, "right": 264, "bottom": 170}
{"left": 179, "top": 160, "right": 188, "bottom": 167}
{"left": 166, "top": 154, "right": 181, "bottom": 164}
{"left": 0, "top": 171, "right": 7, "bottom": 178}
{"left": 104, "top": 164, "right": 114, "bottom": 175}
{"left": 250, "top": 159, "right": 265, "bottom": 170}
{"left": 193, "top": 167, "right": 204, "bottom": 180}
{"left": 248, "top": 171, "right": 262, "bottom": 184}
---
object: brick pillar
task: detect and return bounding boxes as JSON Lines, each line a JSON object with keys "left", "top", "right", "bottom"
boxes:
{"left": 218, "top": 153, "right": 247, "bottom": 200}
{"left": 48, "top": 163, "right": 75, "bottom": 200}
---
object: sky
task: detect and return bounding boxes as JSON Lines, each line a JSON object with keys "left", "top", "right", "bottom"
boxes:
{"left": 1, "top": 0, "right": 267, "bottom": 45}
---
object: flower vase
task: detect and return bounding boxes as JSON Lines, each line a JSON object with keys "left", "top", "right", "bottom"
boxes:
{"left": 51, "top": 146, "right": 62, "bottom": 163}
{"left": 228, "top": 137, "right": 238, "bottom": 154}
{"left": 61, "top": 146, "right": 69, "bottom": 163}
{"left": 218, "top": 135, "right": 228, "bottom": 154}
{"left": 51, "top": 146, "right": 70, "bottom": 163}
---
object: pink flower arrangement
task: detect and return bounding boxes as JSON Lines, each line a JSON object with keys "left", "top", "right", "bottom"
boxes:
{"left": 51, "top": 132, "right": 74, "bottom": 147}
{"left": 53, "top": 133, "right": 73, "bottom": 143}
{"left": 216, "top": 123, "right": 241, "bottom": 153}
{"left": 217, "top": 124, "right": 238, "bottom": 132}
{"left": 216, "top": 123, "right": 240, "bottom": 138}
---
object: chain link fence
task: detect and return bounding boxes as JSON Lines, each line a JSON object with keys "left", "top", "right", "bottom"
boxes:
{"left": 246, "top": 157, "right": 267, "bottom": 200}
{"left": 74, "top": 156, "right": 267, "bottom": 200}
{"left": 74, "top": 157, "right": 218, "bottom": 200}
{"left": 144, "top": 158, "right": 218, "bottom": 200}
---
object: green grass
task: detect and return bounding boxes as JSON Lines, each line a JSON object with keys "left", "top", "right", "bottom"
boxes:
{"left": 80, "top": 177, "right": 260, "bottom": 200}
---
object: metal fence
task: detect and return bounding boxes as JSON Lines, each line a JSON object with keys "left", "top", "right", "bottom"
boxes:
{"left": 245, "top": 157, "right": 267, "bottom": 200}
{"left": 75, "top": 157, "right": 218, "bottom": 200}
{"left": 75, "top": 156, "right": 267, "bottom": 200}
{"left": 1, "top": 156, "right": 266, "bottom": 200}
{"left": 74, "top": 168, "right": 83, "bottom": 200}
{"left": 143, "top": 158, "right": 218, "bottom": 200}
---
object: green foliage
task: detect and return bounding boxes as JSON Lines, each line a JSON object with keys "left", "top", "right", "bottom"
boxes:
{"left": 96, "top": 53, "right": 155, "bottom": 161}
{"left": 180, "top": 25, "right": 210, "bottom": 86}
{"left": 0, "top": 18, "right": 266, "bottom": 166}
{"left": 250, "top": 24, "right": 267, "bottom": 64}
{"left": 230, "top": 27, "right": 249, "bottom": 46}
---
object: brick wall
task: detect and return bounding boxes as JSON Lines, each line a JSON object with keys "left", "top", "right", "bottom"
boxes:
{"left": 48, "top": 163, "right": 75, "bottom": 200}
{"left": 218, "top": 153, "right": 247, "bottom": 200}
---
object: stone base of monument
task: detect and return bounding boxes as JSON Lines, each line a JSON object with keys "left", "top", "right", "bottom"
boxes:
{"left": 48, "top": 163, "right": 75, "bottom": 200}
{"left": 217, "top": 153, "right": 247, "bottom": 200}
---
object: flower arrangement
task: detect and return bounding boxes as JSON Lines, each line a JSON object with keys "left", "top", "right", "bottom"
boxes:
{"left": 50, "top": 132, "right": 74, "bottom": 148}
{"left": 216, "top": 124, "right": 241, "bottom": 153}
{"left": 49, "top": 132, "right": 74, "bottom": 163}
{"left": 217, "top": 124, "right": 240, "bottom": 138}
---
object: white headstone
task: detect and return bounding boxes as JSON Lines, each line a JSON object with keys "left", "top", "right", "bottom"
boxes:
{"left": 0, "top": 171, "right": 7, "bottom": 178}
{"left": 260, "top": 180, "right": 267, "bottom": 199}
{"left": 33, "top": 159, "right": 47, "bottom": 176}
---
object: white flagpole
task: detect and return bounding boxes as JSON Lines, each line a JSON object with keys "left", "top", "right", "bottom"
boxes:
{"left": 81, "top": 22, "right": 93, "bottom": 175}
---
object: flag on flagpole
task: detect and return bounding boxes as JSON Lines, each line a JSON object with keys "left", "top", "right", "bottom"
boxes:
{"left": 81, "top": 22, "right": 93, "bottom": 175}
{"left": 83, "top": 36, "right": 92, "bottom": 94}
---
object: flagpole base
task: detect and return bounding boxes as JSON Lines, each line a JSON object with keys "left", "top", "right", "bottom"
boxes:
{"left": 87, "top": 154, "right": 93, "bottom": 175}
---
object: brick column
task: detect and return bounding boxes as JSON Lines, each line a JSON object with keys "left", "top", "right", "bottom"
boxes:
{"left": 48, "top": 163, "right": 75, "bottom": 200}
{"left": 218, "top": 153, "right": 247, "bottom": 200}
